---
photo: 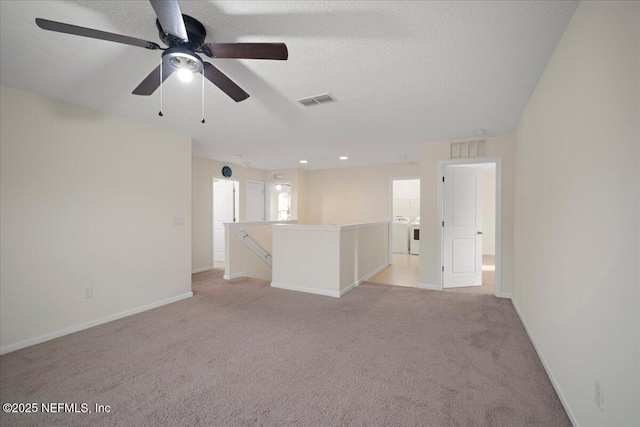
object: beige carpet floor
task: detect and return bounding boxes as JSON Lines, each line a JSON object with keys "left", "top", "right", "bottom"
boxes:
{"left": 1, "top": 270, "right": 569, "bottom": 426}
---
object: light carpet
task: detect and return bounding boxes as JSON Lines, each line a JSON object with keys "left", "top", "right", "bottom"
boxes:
{"left": 0, "top": 269, "right": 569, "bottom": 426}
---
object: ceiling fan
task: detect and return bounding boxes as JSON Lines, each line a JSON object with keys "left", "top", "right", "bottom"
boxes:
{"left": 35, "top": 0, "right": 288, "bottom": 102}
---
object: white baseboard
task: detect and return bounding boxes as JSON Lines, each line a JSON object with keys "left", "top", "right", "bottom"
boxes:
{"left": 417, "top": 283, "right": 441, "bottom": 290}
{"left": 340, "top": 282, "right": 358, "bottom": 297}
{"left": 272, "top": 263, "right": 389, "bottom": 299}
{"left": 339, "top": 262, "right": 389, "bottom": 297}
{"left": 361, "top": 262, "right": 389, "bottom": 283}
{"left": 271, "top": 282, "right": 340, "bottom": 298}
{"left": 192, "top": 266, "right": 212, "bottom": 274}
{"left": 511, "top": 298, "right": 578, "bottom": 427}
{"left": 498, "top": 292, "right": 512, "bottom": 299}
{"left": 0, "top": 292, "right": 193, "bottom": 355}
{"left": 223, "top": 271, "right": 247, "bottom": 280}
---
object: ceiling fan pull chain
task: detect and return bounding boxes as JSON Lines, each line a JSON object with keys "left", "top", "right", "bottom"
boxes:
{"left": 158, "top": 58, "right": 164, "bottom": 117}
{"left": 201, "top": 69, "right": 205, "bottom": 124}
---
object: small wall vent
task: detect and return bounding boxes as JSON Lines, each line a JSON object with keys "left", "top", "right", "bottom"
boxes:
{"left": 451, "top": 140, "right": 486, "bottom": 159}
{"left": 297, "top": 93, "right": 337, "bottom": 107}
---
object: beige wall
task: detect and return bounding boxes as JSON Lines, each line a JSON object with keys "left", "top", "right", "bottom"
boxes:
{"left": 513, "top": 2, "right": 639, "bottom": 425}
{"left": 307, "top": 162, "right": 420, "bottom": 225}
{"left": 192, "top": 157, "right": 266, "bottom": 271}
{"left": 419, "top": 135, "right": 515, "bottom": 292}
{"left": 0, "top": 86, "right": 192, "bottom": 352}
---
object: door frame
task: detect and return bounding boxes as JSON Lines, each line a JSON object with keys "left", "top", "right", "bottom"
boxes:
{"left": 388, "top": 176, "right": 421, "bottom": 265}
{"left": 437, "top": 158, "right": 503, "bottom": 297}
{"left": 211, "top": 176, "right": 239, "bottom": 266}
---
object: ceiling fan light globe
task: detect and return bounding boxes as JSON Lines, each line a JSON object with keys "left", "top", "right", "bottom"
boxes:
{"left": 177, "top": 68, "right": 193, "bottom": 83}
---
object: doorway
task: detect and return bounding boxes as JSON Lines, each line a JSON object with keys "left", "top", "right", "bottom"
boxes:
{"left": 438, "top": 159, "right": 502, "bottom": 296}
{"left": 369, "top": 177, "right": 420, "bottom": 288}
{"left": 265, "top": 181, "right": 293, "bottom": 221}
{"left": 212, "top": 178, "right": 239, "bottom": 268}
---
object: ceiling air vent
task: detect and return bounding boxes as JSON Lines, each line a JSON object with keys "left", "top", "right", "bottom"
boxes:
{"left": 451, "top": 140, "right": 486, "bottom": 159}
{"left": 297, "top": 93, "right": 337, "bottom": 107}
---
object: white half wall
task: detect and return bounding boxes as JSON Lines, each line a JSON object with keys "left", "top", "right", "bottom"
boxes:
{"left": 272, "top": 222, "right": 389, "bottom": 297}
{"left": 0, "top": 86, "right": 192, "bottom": 352}
{"left": 513, "top": 1, "right": 639, "bottom": 425}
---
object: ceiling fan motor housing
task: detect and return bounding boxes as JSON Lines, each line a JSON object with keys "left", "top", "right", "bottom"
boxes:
{"left": 156, "top": 14, "right": 206, "bottom": 51}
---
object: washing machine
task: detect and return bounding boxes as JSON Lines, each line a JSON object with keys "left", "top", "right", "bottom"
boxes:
{"left": 392, "top": 216, "right": 410, "bottom": 254}
{"left": 410, "top": 217, "right": 420, "bottom": 255}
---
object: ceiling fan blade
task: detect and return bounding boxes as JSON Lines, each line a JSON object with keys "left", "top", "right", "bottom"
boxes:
{"left": 203, "top": 62, "right": 249, "bottom": 102}
{"left": 201, "top": 43, "right": 288, "bottom": 60}
{"left": 132, "top": 61, "right": 174, "bottom": 96}
{"left": 35, "top": 18, "right": 160, "bottom": 50}
{"left": 149, "top": 0, "right": 188, "bottom": 41}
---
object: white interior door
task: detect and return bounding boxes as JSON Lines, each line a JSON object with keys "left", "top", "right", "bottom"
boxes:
{"left": 213, "top": 180, "right": 235, "bottom": 262}
{"left": 246, "top": 181, "right": 265, "bottom": 222}
{"left": 443, "top": 166, "right": 482, "bottom": 288}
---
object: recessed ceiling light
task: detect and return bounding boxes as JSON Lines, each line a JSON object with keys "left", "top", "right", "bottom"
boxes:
{"left": 475, "top": 129, "right": 486, "bottom": 135}
{"left": 299, "top": 160, "right": 308, "bottom": 164}
{"left": 339, "top": 156, "right": 349, "bottom": 160}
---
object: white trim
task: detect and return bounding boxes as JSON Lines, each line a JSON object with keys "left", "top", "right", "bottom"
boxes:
{"left": 273, "top": 224, "right": 341, "bottom": 231}
{"left": 0, "top": 292, "right": 193, "bottom": 355}
{"left": 341, "top": 262, "right": 389, "bottom": 296}
{"left": 272, "top": 221, "right": 390, "bottom": 232}
{"left": 270, "top": 282, "right": 340, "bottom": 298}
{"left": 224, "top": 220, "right": 297, "bottom": 228}
{"left": 339, "top": 282, "right": 358, "bottom": 297}
{"left": 362, "top": 262, "right": 389, "bottom": 282}
{"left": 499, "top": 293, "right": 512, "bottom": 299}
{"left": 340, "top": 221, "right": 390, "bottom": 230}
{"left": 417, "top": 283, "right": 440, "bottom": 291}
{"left": 192, "top": 266, "right": 212, "bottom": 274}
{"left": 223, "top": 271, "right": 247, "bottom": 280}
{"left": 438, "top": 158, "right": 503, "bottom": 296}
{"left": 511, "top": 298, "right": 579, "bottom": 427}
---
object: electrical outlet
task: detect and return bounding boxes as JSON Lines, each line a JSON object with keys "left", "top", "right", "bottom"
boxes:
{"left": 84, "top": 287, "right": 93, "bottom": 299}
{"left": 595, "top": 380, "right": 603, "bottom": 412}
{"left": 173, "top": 216, "right": 184, "bottom": 226}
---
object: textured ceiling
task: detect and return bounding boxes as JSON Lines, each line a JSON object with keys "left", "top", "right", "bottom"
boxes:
{"left": 0, "top": 1, "right": 578, "bottom": 170}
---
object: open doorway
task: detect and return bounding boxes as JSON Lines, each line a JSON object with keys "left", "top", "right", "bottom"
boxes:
{"left": 438, "top": 159, "right": 502, "bottom": 296}
{"left": 369, "top": 177, "right": 420, "bottom": 288}
{"left": 265, "top": 181, "right": 293, "bottom": 221}
{"left": 212, "top": 178, "right": 239, "bottom": 270}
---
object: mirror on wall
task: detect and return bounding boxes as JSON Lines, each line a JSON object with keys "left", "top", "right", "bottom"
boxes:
{"left": 266, "top": 181, "right": 293, "bottom": 221}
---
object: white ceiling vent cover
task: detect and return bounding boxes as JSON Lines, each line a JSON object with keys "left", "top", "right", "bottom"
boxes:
{"left": 297, "top": 93, "right": 337, "bottom": 107}
{"left": 450, "top": 140, "right": 486, "bottom": 159}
